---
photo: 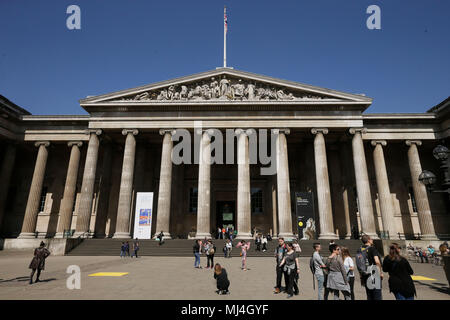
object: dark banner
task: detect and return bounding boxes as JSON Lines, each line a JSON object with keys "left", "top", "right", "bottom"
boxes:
{"left": 295, "top": 192, "right": 316, "bottom": 240}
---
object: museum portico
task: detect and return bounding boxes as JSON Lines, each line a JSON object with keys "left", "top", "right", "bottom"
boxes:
{"left": 0, "top": 68, "right": 448, "bottom": 242}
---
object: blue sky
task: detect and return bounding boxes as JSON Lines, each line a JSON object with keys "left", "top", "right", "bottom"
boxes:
{"left": 0, "top": 0, "right": 449, "bottom": 115}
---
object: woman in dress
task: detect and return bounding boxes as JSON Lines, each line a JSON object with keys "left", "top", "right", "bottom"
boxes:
{"left": 382, "top": 243, "right": 416, "bottom": 300}
{"left": 236, "top": 240, "right": 250, "bottom": 271}
{"left": 29, "top": 241, "right": 51, "bottom": 284}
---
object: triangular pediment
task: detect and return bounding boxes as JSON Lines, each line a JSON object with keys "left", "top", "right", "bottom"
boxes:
{"left": 79, "top": 68, "right": 372, "bottom": 106}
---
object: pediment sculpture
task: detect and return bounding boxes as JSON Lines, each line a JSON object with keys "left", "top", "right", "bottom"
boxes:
{"left": 117, "top": 76, "right": 326, "bottom": 102}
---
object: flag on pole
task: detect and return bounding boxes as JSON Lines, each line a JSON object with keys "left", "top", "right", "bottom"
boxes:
{"left": 224, "top": 6, "right": 228, "bottom": 34}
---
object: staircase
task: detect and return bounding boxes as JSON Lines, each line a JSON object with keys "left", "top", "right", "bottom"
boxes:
{"left": 66, "top": 238, "right": 364, "bottom": 257}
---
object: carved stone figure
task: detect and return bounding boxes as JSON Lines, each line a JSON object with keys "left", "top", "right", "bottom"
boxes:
{"left": 219, "top": 76, "right": 230, "bottom": 98}
{"left": 157, "top": 89, "right": 168, "bottom": 100}
{"left": 276, "top": 89, "right": 286, "bottom": 100}
{"left": 167, "top": 85, "right": 176, "bottom": 100}
{"left": 134, "top": 92, "right": 150, "bottom": 100}
{"left": 245, "top": 83, "right": 256, "bottom": 100}
{"left": 180, "top": 85, "right": 188, "bottom": 100}
{"left": 210, "top": 77, "right": 220, "bottom": 99}
{"left": 202, "top": 84, "right": 212, "bottom": 100}
{"left": 233, "top": 79, "right": 245, "bottom": 100}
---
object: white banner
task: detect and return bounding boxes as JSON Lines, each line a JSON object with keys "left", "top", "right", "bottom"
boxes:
{"left": 133, "top": 192, "right": 153, "bottom": 239}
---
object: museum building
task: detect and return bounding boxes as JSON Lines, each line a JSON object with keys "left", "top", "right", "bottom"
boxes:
{"left": 0, "top": 68, "right": 448, "bottom": 241}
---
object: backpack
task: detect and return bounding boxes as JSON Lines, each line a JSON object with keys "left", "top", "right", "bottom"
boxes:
{"left": 355, "top": 246, "right": 370, "bottom": 276}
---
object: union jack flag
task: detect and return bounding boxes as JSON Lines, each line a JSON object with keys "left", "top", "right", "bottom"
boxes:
{"left": 224, "top": 7, "right": 228, "bottom": 33}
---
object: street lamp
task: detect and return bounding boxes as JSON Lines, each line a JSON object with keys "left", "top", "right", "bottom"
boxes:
{"left": 419, "top": 144, "right": 450, "bottom": 195}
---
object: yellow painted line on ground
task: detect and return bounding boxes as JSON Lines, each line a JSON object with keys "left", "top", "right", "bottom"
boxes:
{"left": 88, "top": 272, "right": 129, "bottom": 277}
{"left": 411, "top": 275, "right": 436, "bottom": 281}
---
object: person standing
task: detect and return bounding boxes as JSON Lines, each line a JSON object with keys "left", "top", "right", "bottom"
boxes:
{"left": 341, "top": 246, "right": 355, "bottom": 300}
{"left": 225, "top": 239, "right": 232, "bottom": 258}
{"left": 357, "top": 235, "right": 383, "bottom": 300}
{"left": 326, "top": 244, "right": 351, "bottom": 300}
{"left": 312, "top": 243, "right": 327, "bottom": 300}
{"left": 125, "top": 241, "right": 130, "bottom": 257}
{"left": 255, "top": 234, "right": 261, "bottom": 252}
{"left": 217, "top": 227, "right": 221, "bottom": 239}
{"left": 292, "top": 239, "right": 302, "bottom": 255}
{"left": 261, "top": 236, "right": 268, "bottom": 252}
{"left": 193, "top": 240, "right": 202, "bottom": 268}
{"left": 131, "top": 238, "right": 140, "bottom": 258}
{"left": 206, "top": 240, "right": 216, "bottom": 269}
{"left": 222, "top": 227, "right": 226, "bottom": 240}
{"left": 236, "top": 240, "right": 250, "bottom": 271}
{"left": 279, "top": 242, "right": 300, "bottom": 298}
{"left": 214, "top": 263, "right": 230, "bottom": 295}
{"left": 29, "top": 241, "right": 51, "bottom": 284}
{"left": 274, "top": 238, "right": 287, "bottom": 294}
{"left": 382, "top": 243, "right": 416, "bottom": 300}
{"left": 120, "top": 242, "right": 126, "bottom": 258}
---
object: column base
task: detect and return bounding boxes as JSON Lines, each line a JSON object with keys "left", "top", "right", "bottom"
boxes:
{"left": 112, "top": 232, "right": 131, "bottom": 239}
{"left": 17, "top": 232, "right": 36, "bottom": 239}
{"left": 54, "top": 232, "right": 64, "bottom": 239}
{"left": 277, "top": 232, "right": 295, "bottom": 239}
{"left": 420, "top": 234, "right": 439, "bottom": 241}
{"left": 194, "top": 232, "right": 211, "bottom": 239}
{"left": 236, "top": 232, "right": 253, "bottom": 240}
{"left": 344, "top": 235, "right": 352, "bottom": 240}
{"left": 319, "top": 233, "right": 339, "bottom": 240}
{"left": 94, "top": 233, "right": 106, "bottom": 239}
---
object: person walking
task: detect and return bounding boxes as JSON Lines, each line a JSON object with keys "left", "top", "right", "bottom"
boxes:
{"left": 261, "top": 236, "right": 268, "bottom": 252}
{"left": 29, "top": 241, "right": 51, "bottom": 284}
{"left": 382, "top": 243, "right": 416, "bottom": 300}
{"left": 157, "top": 231, "right": 164, "bottom": 246}
{"left": 120, "top": 242, "right": 126, "bottom": 258}
{"left": 205, "top": 240, "right": 216, "bottom": 269}
{"left": 357, "top": 235, "right": 383, "bottom": 300}
{"left": 217, "top": 227, "right": 222, "bottom": 239}
{"left": 193, "top": 240, "right": 202, "bottom": 269}
{"left": 279, "top": 242, "right": 300, "bottom": 298}
{"left": 341, "top": 246, "right": 355, "bottom": 300}
{"left": 312, "top": 243, "right": 327, "bottom": 300}
{"left": 274, "top": 237, "right": 287, "bottom": 294}
{"left": 125, "top": 241, "right": 130, "bottom": 257}
{"left": 214, "top": 263, "right": 230, "bottom": 295}
{"left": 236, "top": 240, "right": 250, "bottom": 271}
{"left": 326, "top": 244, "right": 351, "bottom": 300}
{"left": 131, "top": 238, "right": 140, "bottom": 258}
{"left": 225, "top": 239, "right": 232, "bottom": 258}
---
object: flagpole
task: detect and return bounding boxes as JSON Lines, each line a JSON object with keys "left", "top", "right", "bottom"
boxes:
{"left": 223, "top": 6, "right": 227, "bottom": 68}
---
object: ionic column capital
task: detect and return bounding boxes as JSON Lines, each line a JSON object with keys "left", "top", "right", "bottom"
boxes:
{"left": 406, "top": 140, "right": 422, "bottom": 147}
{"left": 85, "top": 129, "right": 102, "bottom": 136}
{"left": 122, "top": 129, "right": 139, "bottom": 136}
{"left": 349, "top": 127, "right": 367, "bottom": 135}
{"left": 371, "top": 140, "right": 387, "bottom": 147}
{"left": 311, "top": 128, "right": 329, "bottom": 135}
{"left": 235, "top": 128, "right": 255, "bottom": 136}
{"left": 195, "top": 128, "right": 215, "bottom": 137}
{"left": 34, "top": 141, "right": 50, "bottom": 148}
{"left": 67, "top": 141, "right": 83, "bottom": 148}
{"left": 159, "top": 129, "right": 176, "bottom": 136}
{"left": 272, "top": 128, "right": 290, "bottom": 135}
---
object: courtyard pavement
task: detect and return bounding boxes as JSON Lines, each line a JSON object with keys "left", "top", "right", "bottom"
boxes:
{"left": 0, "top": 250, "right": 448, "bottom": 300}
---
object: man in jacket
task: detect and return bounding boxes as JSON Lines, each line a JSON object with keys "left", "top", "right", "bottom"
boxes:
{"left": 274, "top": 237, "right": 287, "bottom": 294}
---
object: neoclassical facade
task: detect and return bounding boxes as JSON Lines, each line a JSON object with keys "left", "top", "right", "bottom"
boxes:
{"left": 0, "top": 68, "right": 448, "bottom": 241}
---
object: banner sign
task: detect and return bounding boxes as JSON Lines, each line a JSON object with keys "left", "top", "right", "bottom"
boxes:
{"left": 295, "top": 192, "right": 316, "bottom": 240}
{"left": 133, "top": 192, "right": 154, "bottom": 239}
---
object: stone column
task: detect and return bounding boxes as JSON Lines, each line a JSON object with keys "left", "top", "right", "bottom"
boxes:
{"left": 349, "top": 128, "right": 378, "bottom": 239}
{"left": 0, "top": 143, "right": 17, "bottom": 230}
{"left": 18, "top": 141, "right": 50, "bottom": 238}
{"left": 113, "top": 129, "right": 139, "bottom": 238}
{"left": 94, "top": 142, "right": 113, "bottom": 238}
{"left": 405, "top": 140, "right": 437, "bottom": 240}
{"left": 236, "top": 129, "right": 253, "bottom": 239}
{"left": 371, "top": 141, "right": 398, "bottom": 239}
{"left": 271, "top": 174, "right": 278, "bottom": 237}
{"left": 275, "top": 129, "right": 294, "bottom": 238}
{"left": 74, "top": 130, "right": 102, "bottom": 238}
{"left": 311, "top": 128, "right": 338, "bottom": 239}
{"left": 339, "top": 140, "right": 355, "bottom": 239}
{"left": 55, "top": 141, "right": 83, "bottom": 238}
{"left": 195, "top": 129, "right": 213, "bottom": 239}
{"left": 155, "top": 129, "right": 175, "bottom": 239}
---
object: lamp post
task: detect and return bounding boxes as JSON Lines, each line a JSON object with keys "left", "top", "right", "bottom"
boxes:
{"left": 419, "top": 145, "right": 450, "bottom": 196}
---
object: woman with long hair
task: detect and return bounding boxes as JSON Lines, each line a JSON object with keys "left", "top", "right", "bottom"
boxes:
{"left": 193, "top": 240, "right": 202, "bottom": 269}
{"left": 236, "top": 240, "right": 250, "bottom": 271}
{"left": 326, "top": 244, "right": 351, "bottom": 300}
{"left": 382, "top": 243, "right": 416, "bottom": 300}
{"left": 213, "top": 263, "right": 230, "bottom": 294}
{"left": 279, "top": 242, "right": 300, "bottom": 298}
{"left": 341, "top": 246, "right": 355, "bottom": 300}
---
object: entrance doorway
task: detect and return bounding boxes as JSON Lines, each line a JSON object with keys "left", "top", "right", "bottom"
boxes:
{"left": 216, "top": 201, "right": 236, "bottom": 230}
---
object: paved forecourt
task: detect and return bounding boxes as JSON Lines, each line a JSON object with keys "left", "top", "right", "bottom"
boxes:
{"left": 0, "top": 251, "right": 448, "bottom": 300}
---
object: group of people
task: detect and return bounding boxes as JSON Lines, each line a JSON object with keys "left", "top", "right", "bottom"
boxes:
{"left": 120, "top": 239, "right": 140, "bottom": 258}
{"left": 216, "top": 227, "right": 237, "bottom": 241}
{"left": 309, "top": 235, "right": 417, "bottom": 300}
{"left": 406, "top": 243, "right": 447, "bottom": 263}
{"left": 193, "top": 238, "right": 217, "bottom": 269}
